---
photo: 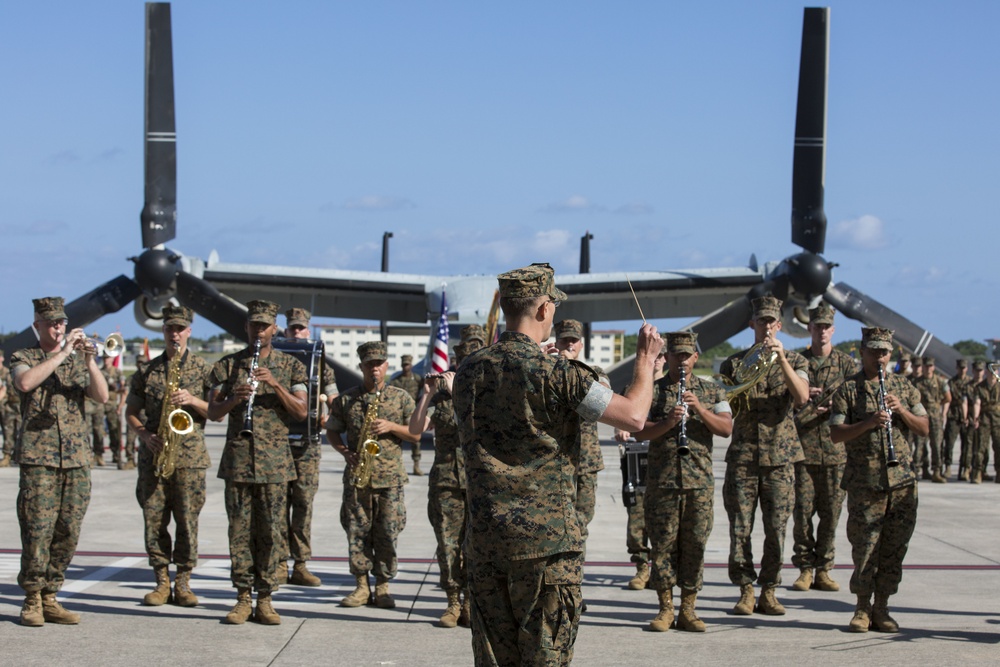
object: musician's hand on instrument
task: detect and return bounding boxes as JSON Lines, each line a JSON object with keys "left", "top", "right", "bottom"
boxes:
{"left": 614, "top": 429, "right": 632, "bottom": 442}
{"left": 809, "top": 386, "right": 823, "bottom": 400}
{"left": 437, "top": 371, "right": 455, "bottom": 393}
{"left": 683, "top": 391, "right": 702, "bottom": 414}
{"left": 870, "top": 409, "right": 891, "bottom": 429}
{"left": 541, "top": 342, "right": 559, "bottom": 355}
{"left": 141, "top": 430, "right": 165, "bottom": 455}
{"left": 766, "top": 334, "right": 786, "bottom": 359}
{"left": 171, "top": 389, "right": 195, "bottom": 406}
{"left": 65, "top": 328, "right": 88, "bottom": 356}
{"left": 814, "top": 403, "right": 830, "bottom": 416}
{"left": 231, "top": 383, "right": 255, "bottom": 401}
{"left": 667, "top": 404, "right": 686, "bottom": 427}
{"left": 252, "top": 366, "right": 277, "bottom": 388}
{"left": 884, "top": 393, "right": 903, "bottom": 412}
{"left": 370, "top": 418, "right": 393, "bottom": 436}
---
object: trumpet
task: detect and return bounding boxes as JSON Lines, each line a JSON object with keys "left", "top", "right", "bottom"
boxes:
{"left": 70, "top": 332, "right": 125, "bottom": 357}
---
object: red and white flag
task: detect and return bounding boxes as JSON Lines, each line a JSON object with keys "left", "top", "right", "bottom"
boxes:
{"left": 431, "top": 290, "right": 450, "bottom": 373}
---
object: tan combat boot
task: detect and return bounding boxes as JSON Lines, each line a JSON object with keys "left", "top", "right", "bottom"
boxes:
{"left": 20, "top": 591, "right": 44, "bottom": 627}
{"left": 649, "top": 589, "right": 674, "bottom": 632}
{"left": 458, "top": 590, "right": 471, "bottom": 628}
{"left": 628, "top": 561, "right": 650, "bottom": 590}
{"left": 375, "top": 580, "right": 396, "bottom": 609}
{"left": 792, "top": 569, "right": 813, "bottom": 591}
{"left": 439, "top": 589, "right": 461, "bottom": 628}
{"left": 931, "top": 469, "right": 947, "bottom": 483}
{"left": 813, "top": 569, "right": 840, "bottom": 591}
{"left": 676, "top": 589, "right": 706, "bottom": 632}
{"left": 412, "top": 462, "right": 423, "bottom": 476}
{"left": 94, "top": 453, "right": 105, "bottom": 467}
{"left": 143, "top": 565, "right": 172, "bottom": 606}
{"left": 224, "top": 588, "right": 253, "bottom": 624}
{"left": 276, "top": 560, "right": 288, "bottom": 586}
{"left": 972, "top": 470, "right": 982, "bottom": 484}
{"left": 848, "top": 595, "right": 872, "bottom": 632}
{"left": 340, "top": 573, "right": 371, "bottom": 607}
{"left": 0, "top": 453, "right": 11, "bottom": 468}
{"left": 959, "top": 466, "right": 968, "bottom": 481}
{"left": 41, "top": 593, "right": 80, "bottom": 624}
{"left": 254, "top": 591, "right": 281, "bottom": 625}
{"left": 289, "top": 561, "right": 321, "bottom": 587}
{"left": 732, "top": 584, "right": 755, "bottom": 615}
{"left": 755, "top": 586, "right": 786, "bottom": 615}
{"left": 172, "top": 569, "right": 198, "bottom": 607}
{"left": 871, "top": 594, "right": 899, "bottom": 632}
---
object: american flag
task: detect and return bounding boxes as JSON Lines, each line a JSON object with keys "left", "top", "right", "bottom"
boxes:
{"left": 431, "top": 290, "right": 450, "bottom": 373}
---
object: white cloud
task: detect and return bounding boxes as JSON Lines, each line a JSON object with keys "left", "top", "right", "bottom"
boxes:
{"left": 891, "top": 265, "right": 948, "bottom": 288}
{"left": 0, "top": 220, "right": 69, "bottom": 235}
{"left": 614, "top": 203, "right": 654, "bottom": 216}
{"left": 829, "top": 214, "right": 890, "bottom": 251}
{"left": 538, "top": 195, "right": 605, "bottom": 214}
{"left": 341, "top": 195, "right": 415, "bottom": 211}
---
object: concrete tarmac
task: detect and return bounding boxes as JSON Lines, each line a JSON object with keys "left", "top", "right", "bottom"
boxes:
{"left": 1, "top": 422, "right": 998, "bottom": 666}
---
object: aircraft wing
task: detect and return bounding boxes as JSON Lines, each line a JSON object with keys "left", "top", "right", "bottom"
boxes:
{"left": 555, "top": 267, "right": 765, "bottom": 323}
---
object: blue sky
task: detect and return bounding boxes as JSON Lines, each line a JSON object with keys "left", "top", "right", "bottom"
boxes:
{"left": 1, "top": 1, "right": 997, "bottom": 350}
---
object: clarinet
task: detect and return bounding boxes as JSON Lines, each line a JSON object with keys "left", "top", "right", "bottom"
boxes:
{"left": 240, "top": 338, "right": 261, "bottom": 437}
{"left": 677, "top": 366, "right": 690, "bottom": 456}
{"left": 877, "top": 366, "right": 899, "bottom": 468}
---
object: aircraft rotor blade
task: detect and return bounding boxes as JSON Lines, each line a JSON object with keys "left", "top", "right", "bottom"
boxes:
{"left": 790, "top": 7, "right": 829, "bottom": 255}
{"left": 1, "top": 275, "right": 141, "bottom": 357}
{"left": 140, "top": 2, "right": 178, "bottom": 249}
{"left": 825, "top": 282, "right": 964, "bottom": 368}
{"left": 175, "top": 271, "right": 248, "bottom": 341}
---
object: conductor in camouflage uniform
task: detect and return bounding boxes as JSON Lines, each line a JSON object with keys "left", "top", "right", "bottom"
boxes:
{"left": 790, "top": 303, "right": 857, "bottom": 593}
{"left": 408, "top": 341, "right": 471, "bottom": 628}
{"left": 390, "top": 353, "right": 424, "bottom": 475}
{"left": 453, "top": 262, "right": 663, "bottom": 667}
{"left": 831, "top": 326, "right": 928, "bottom": 633}
{"left": 550, "top": 319, "right": 606, "bottom": 542}
{"left": 278, "top": 307, "right": 338, "bottom": 587}
{"left": 207, "top": 300, "right": 308, "bottom": 626}
{"left": 912, "top": 357, "right": 951, "bottom": 483}
{"left": 11, "top": 296, "right": 109, "bottom": 626}
{"left": 126, "top": 306, "right": 211, "bottom": 608}
{"left": 0, "top": 348, "right": 22, "bottom": 467}
{"left": 720, "top": 295, "right": 810, "bottom": 617}
{"left": 634, "top": 331, "right": 732, "bottom": 633}
{"left": 327, "top": 340, "right": 418, "bottom": 610}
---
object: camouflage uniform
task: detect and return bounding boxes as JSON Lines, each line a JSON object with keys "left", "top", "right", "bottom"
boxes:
{"left": 645, "top": 372, "right": 729, "bottom": 592}
{"left": 123, "top": 359, "right": 150, "bottom": 466}
{"left": 84, "top": 390, "right": 106, "bottom": 462}
{"left": 327, "top": 384, "right": 414, "bottom": 581}
{"left": 720, "top": 348, "right": 808, "bottom": 588}
{"left": 390, "top": 364, "right": 423, "bottom": 467}
{"left": 1, "top": 363, "right": 22, "bottom": 461}
{"left": 792, "top": 348, "right": 856, "bottom": 577}
{"left": 455, "top": 326, "right": 603, "bottom": 666}
{"left": 129, "top": 350, "right": 211, "bottom": 570}
{"left": 284, "top": 363, "right": 337, "bottom": 567}
{"left": 974, "top": 377, "right": 1000, "bottom": 477}
{"left": 830, "top": 370, "right": 925, "bottom": 599}
{"left": 209, "top": 347, "right": 307, "bottom": 593}
{"left": 912, "top": 370, "right": 950, "bottom": 477}
{"left": 102, "top": 362, "right": 124, "bottom": 463}
{"left": 574, "top": 365, "right": 606, "bottom": 539}
{"left": 945, "top": 369, "right": 971, "bottom": 476}
{"left": 426, "top": 389, "right": 467, "bottom": 593}
{"left": 10, "top": 346, "right": 93, "bottom": 594}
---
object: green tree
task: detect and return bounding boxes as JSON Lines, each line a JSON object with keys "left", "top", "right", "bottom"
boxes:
{"left": 953, "top": 339, "right": 988, "bottom": 359}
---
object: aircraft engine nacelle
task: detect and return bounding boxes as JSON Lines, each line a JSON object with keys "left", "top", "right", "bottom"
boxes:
{"left": 781, "top": 303, "right": 811, "bottom": 339}
{"left": 134, "top": 294, "right": 180, "bottom": 332}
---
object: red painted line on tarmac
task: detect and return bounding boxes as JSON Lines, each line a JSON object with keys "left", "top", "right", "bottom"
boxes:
{"left": 2, "top": 548, "right": 998, "bottom": 570}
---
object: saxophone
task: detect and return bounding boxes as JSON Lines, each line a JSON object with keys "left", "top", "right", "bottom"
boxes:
{"left": 350, "top": 389, "right": 382, "bottom": 488}
{"left": 155, "top": 344, "right": 194, "bottom": 479}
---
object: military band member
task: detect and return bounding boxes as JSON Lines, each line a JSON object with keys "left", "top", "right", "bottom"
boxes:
{"left": 720, "top": 295, "right": 809, "bottom": 617}
{"left": 460, "top": 324, "right": 488, "bottom": 354}
{"left": 390, "top": 353, "right": 424, "bottom": 475}
{"left": 946, "top": 359, "right": 971, "bottom": 480}
{"left": 101, "top": 353, "right": 126, "bottom": 466}
{"left": 121, "top": 358, "right": 149, "bottom": 470}
{"left": 11, "top": 296, "right": 109, "bottom": 626}
{"left": 84, "top": 367, "right": 107, "bottom": 467}
{"left": 912, "top": 357, "right": 951, "bottom": 483}
{"left": 278, "top": 307, "right": 338, "bottom": 587}
{"left": 126, "top": 306, "right": 211, "bottom": 608}
{"left": 831, "top": 326, "right": 928, "bottom": 633}
{"left": 207, "top": 300, "right": 308, "bottom": 626}
{"left": 550, "top": 319, "right": 606, "bottom": 542}
{"left": 327, "top": 341, "right": 418, "bottom": 609}
{"left": 909, "top": 358, "right": 930, "bottom": 479}
{"left": 0, "top": 348, "right": 21, "bottom": 468}
{"left": 453, "top": 263, "right": 663, "bottom": 666}
{"left": 633, "top": 331, "right": 732, "bottom": 633}
{"left": 791, "top": 303, "right": 857, "bottom": 593}
{"left": 970, "top": 360, "right": 1000, "bottom": 484}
